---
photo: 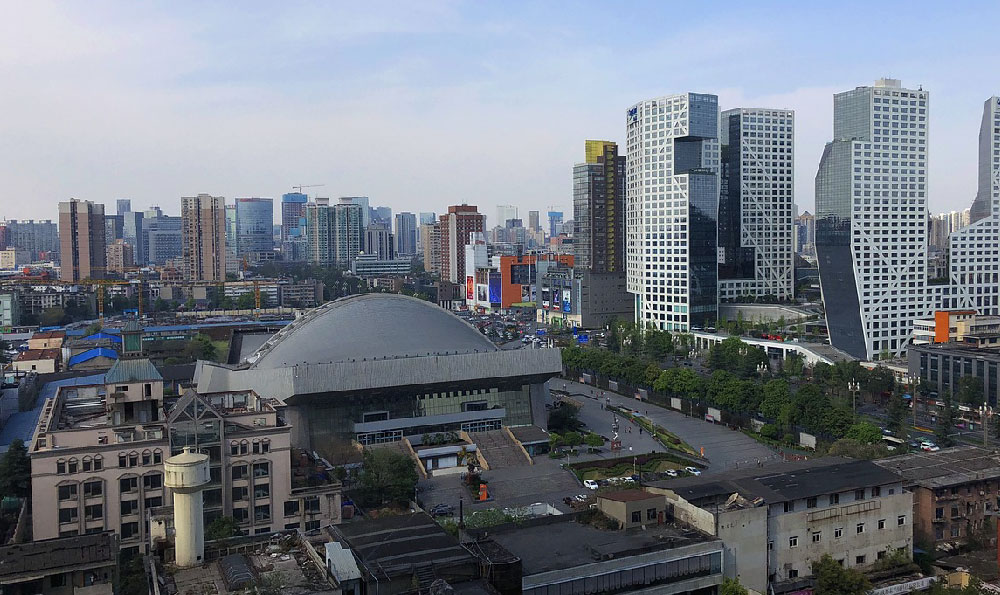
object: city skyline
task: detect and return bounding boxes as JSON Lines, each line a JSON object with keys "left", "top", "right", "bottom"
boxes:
{"left": 2, "top": 2, "right": 999, "bottom": 222}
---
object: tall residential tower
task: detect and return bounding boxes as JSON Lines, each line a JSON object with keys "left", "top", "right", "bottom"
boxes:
{"left": 573, "top": 140, "right": 626, "bottom": 273}
{"left": 626, "top": 93, "right": 720, "bottom": 331}
{"left": 58, "top": 199, "right": 107, "bottom": 281}
{"left": 181, "top": 194, "right": 227, "bottom": 281}
{"left": 815, "top": 79, "right": 929, "bottom": 360}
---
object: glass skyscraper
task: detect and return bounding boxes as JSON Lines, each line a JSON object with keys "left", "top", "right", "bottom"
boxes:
{"left": 573, "top": 140, "right": 625, "bottom": 274}
{"left": 235, "top": 197, "right": 274, "bottom": 255}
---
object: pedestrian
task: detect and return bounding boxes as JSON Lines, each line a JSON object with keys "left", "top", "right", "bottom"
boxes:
{"left": 639, "top": 427, "right": 642, "bottom": 435}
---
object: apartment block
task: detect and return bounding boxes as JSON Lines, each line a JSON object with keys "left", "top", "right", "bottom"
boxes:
{"left": 59, "top": 199, "right": 106, "bottom": 282}
{"left": 181, "top": 194, "right": 226, "bottom": 281}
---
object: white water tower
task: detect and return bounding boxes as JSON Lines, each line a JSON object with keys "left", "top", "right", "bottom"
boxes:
{"left": 165, "top": 447, "right": 210, "bottom": 567}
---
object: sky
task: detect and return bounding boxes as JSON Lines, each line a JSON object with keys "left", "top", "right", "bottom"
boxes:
{"left": 1, "top": 1, "right": 999, "bottom": 226}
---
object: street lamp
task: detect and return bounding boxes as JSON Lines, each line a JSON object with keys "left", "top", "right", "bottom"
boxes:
{"left": 905, "top": 375, "right": 920, "bottom": 428}
{"left": 981, "top": 402, "right": 994, "bottom": 447}
{"left": 757, "top": 362, "right": 768, "bottom": 377}
{"left": 848, "top": 379, "right": 861, "bottom": 416}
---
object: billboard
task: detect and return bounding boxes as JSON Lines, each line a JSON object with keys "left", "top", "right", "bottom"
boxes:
{"left": 466, "top": 276, "right": 474, "bottom": 300}
{"left": 488, "top": 272, "right": 502, "bottom": 305}
{"left": 562, "top": 289, "right": 572, "bottom": 312}
{"left": 476, "top": 284, "right": 488, "bottom": 303}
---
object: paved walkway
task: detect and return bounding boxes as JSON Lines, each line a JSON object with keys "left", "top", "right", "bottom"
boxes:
{"left": 554, "top": 378, "right": 780, "bottom": 473}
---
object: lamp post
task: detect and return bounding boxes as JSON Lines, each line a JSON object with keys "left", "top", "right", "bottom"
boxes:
{"left": 757, "top": 362, "right": 768, "bottom": 378}
{"left": 848, "top": 379, "right": 861, "bottom": 416}
{"left": 905, "top": 375, "right": 920, "bottom": 429}
{"left": 981, "top": 403, "right": 993, "bottom": 447}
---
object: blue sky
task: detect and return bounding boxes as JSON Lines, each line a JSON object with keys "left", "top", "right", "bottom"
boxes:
{"left": 1, "top": 1, "right": 998, "bottom": 223}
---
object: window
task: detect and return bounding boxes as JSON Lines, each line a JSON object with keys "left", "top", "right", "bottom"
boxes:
{"left": 58, "top": 484, "right": 78, "bottom": 501}
{"left": 935, "top": 507, "right": 944, "bottom": 519}
{"left": 58, "top": 508, "right": 77, "bottom": 524}
{"left": 855, "top": 489, "right": 865, "bottom": 500}
{"left": 783, "top": 501, "right": 795, "bottom": 513}
{"left": 94, "top": 455, "right": 103, "bottom": 471}
{"left": 83, "top": 481, "right": 102, "bottom": 498}
{"left": 119, "top": 454, "right": 127, "bottom": 468}
{"left": 57, "top": 460, "right": 66, "bottom": 474}
{"left": 812, "top": 532, "right": 821, "bottom": 543}
{"left": 253, "top": 463, "right": 269, "bottom": 478}
{"left": 233, "top": 487, "right": 248, "bottom": 502}
{"left": 120, "top": 522, "right": 139, "bottom": 539}
{"left": 85, "top": 504, "right": 103, "bottom": 521}
{"left": 305, "top": 520, "right": 320, "bottom": 531}
{"left": 631, "top": 511, "right": 641, "bottom": 523}
{"left": 255, "top": 504, "right": 271, "bottom": 522}
{"left": 240, "top": 441, "right": 249, "bottom": 455}
{"left": 647, "top": 508, "right": 657, "bottom": 520}
{"left": 120, "top": 499, "right": 138, "bottom": 516}
{"left": 261, "top": 440, "right": 270, "bottom": 453}
{"left": 857, "top": 522, "right": 865, "bottom": 534}
{"left": 806, "top": 497, "right": 817, "bottom": 509}
{"left": 233, "top": 507, "right": 249, "bottom": 522}
{"left": 835, "top": 527, "right": 843, "bottom": 539}
{"left": 788, "top": 569, "right": 799, "bottom": 578}
{"left": 152, "top": 451, "right": 161, "bottom": 465}
{"left": 128, "top": 453, "right": 138, "bottom": 467}
{"left": 789, "top": 536, "right": 798, "bottom": 548}
{"left": 143, "top": 474, "right": 162, "bottom": 490}
{"left": 304, "top": 497, "right": 320, "bottom": 513}
{"left": 232, "top": 465, "right": 248, "bottom": 480}
{"left": 767, "top": 541, "right": 773, "bottom": 550}
{"left": 119, "top": 477, "right": 138, "bottom": 493}
{"left": 898, "top": 515, "right": 906, "bottom": 526}
{"left": 50, "top": 573, "right": 67, "bottom": 588}
{"left": 877, "top": 551, "right": 886, "bottom": 560}
{"left": 878, "top": 519, "right": 886, "bottom": 530}
{"left": 284, "top": 501, "right": 300, "bottom": 516}
{"left": 230, "top": 442, "right": 239, "bottom": 456}
{"left": 253, "top": 441, "right": 260, "bottom": 454}
{"left": 873, "top": 486, "right": 882, "bottom": 497}
{"left": 856, "top": 555, "right": 866, "bottom": 565}
{"left": 142, "top": 451, "right": 151, "bottom": 466}
{"left": 254, "top": 484, "right": 270, "bottom": 499}
{"left": 254, "top": 527, "right": 271, "bottom": 535}
{"left": 145, "top": 496, "right": 163, "bottom": 509}
{"left": 83, "top": 457, "right": 92, "bottom": 472}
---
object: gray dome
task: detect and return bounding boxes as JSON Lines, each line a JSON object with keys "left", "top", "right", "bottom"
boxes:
{"left": 248, "top": 294, "right": 496, "bottom": 369}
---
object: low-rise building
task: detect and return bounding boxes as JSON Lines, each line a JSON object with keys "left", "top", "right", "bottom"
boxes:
{"left": 912, "top": 310, "right": 1000, "bottom": 345}
{"left": 875, "top": 446, "right": 1000, "bottom": 550}
{"left": 13, "top": 348, "right": 61, "bottom": 373}
{"left": 907, "top": 342, "right": 1000, "bottom": 405}
{"left": 0, "top": 292, "right": 21, "bottom": 327}
{"left": 350, "top": 254, "right": 412, "bottom": 277}
{"left": 0, "top": 248, "right": 32, "bottom": 270}
{"left": 596, "top": 490, "right": 672, "bottom": 530}
{"left": 0, "top": 532, "right": 118, "bottom": 595}
{"left": 29, "top": 331, "right": 66, "bottom": 350}
{"left": 648, "top": 458, "right": 912, "bottom": 595}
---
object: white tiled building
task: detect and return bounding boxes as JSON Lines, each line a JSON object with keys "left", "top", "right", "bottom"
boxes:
{"left": 625, "top": 93, "right": 720, "bottom": 331}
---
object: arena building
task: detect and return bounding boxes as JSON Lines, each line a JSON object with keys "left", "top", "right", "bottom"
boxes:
{"left": 194, "top": 294, "right": 562, "bottom": 458}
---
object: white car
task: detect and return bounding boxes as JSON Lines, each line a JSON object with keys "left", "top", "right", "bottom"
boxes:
{"left": 684, "top": 467, "right": 702, "bottom": 476}
{"left": 664, "top": 469, "right": 679, "bottom": 478}
{"left": 583, "top": 479, "right": 599, "bottom": 490}
{"left": 574, "top": 494, "right": 589, "bottom": 502}
{"left": 921, "top": 442, "right": 941, "bottom": 452}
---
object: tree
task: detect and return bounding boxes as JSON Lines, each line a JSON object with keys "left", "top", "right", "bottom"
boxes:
{"left": 827, "top": 438, "right": 890, "bottom": 460}
{"left": 205, "top": 516, "right": 240, "bottom": 541}
{"left": 760, "top": 379, "right": 790, "bottom": 420}
{"left": 644, "top": 363, "right": 661, "bottom": 386}
{"left": 562, "top": 431, "right": 583, "bottom": 448}
{"left": 584, "top": 432, "right": 604, "bottom": 452}
{"left": 720, "top": 577, "right": 749, "bottom": 595}
{"left": 236, "top": 291, "right": 256, "bottom": 310}
{"left": 548, "top": 404, "right": 582, "bottom": 433}
{"left": 886, "top": 394, "right": 908, "bottom": 438}
{"left": 153, "top": 297, "right": 170, "bottom": 312}
{"left": 845, "top": 422, "right": 882, "bottom": 444}
{"left": 935, "top": 390, "right": 957, "bottom": 447}
{"left": 0, "top": 439, "right": 30, "bottom": 499}
{"left": 956, "top": 375, "right": 985, "bottom": 405}
{"left": 183, "top": 333, "right": 218, "bottom": 362}
{"left": 39, "top": 307, "right": 67, "bottom": 327}
{"left": 184, "top": 296, "right": 196, "bottom": 311}
{"left": 358, "top": 449, "right": 418, "bottom": 506}
{"left": 812, "top": 554, "right": 871, "bottom": 595}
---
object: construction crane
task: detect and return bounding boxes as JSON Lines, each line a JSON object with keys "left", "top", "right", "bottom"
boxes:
{"left": 1, "top": 272, "right": 144, "bottom": 326}
{"left": 292, "top": 184, "right": 325, "bottom": 193}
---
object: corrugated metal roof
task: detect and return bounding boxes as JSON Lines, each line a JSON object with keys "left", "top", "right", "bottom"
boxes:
{"left": 67, "top": 348, "right": 118, "bottom": 367}
{"left": 83, "top": 332, "right": 122, "bottom": 343}
{"left": 104, "top": 358, "right": 162, "bottom": 384}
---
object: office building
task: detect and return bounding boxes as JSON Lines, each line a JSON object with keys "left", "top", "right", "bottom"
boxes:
{"left": 235, "top": 197, "right": 274, "bottom": 257}
{"left": 29, "top": 357, "right": 342, "bottom": 555}
{"left": 496, "top": 204, "right": 518, "bottom": 229}
{"left": 719, "top": 108, "right": 795, "bottom": 301}
{"left": 528, "top": 210, "right": 540, "bottom": 232}
{"left": 122, "top": 211, "right": 143, "bottom": 265}
{"left": 115, "top": 199, "right": 131, "bottom": 216}
{"left": 143, "top": 215, "right": 182, "bottom": 266}
{"left": 181, "top": 194, "right": 226, "bottom": 281}
{"left": 0, "top": 248, "right": 31, "bottom": 269}
{"left": 59, "top": 199, "right": 107, "bottom": 282}
{"left": 650, "top": 458, "right": 912, "bottom": 594}
{"left": 363, "top": 222, "right": 394, "bottom": 260}
{"left": 351, "top": 254, "right": 412, "bottom": 277}
{"left": 104, "top": 214, "right": 123, "bottom": 247}
{"left": 106, "top": 239, "right": 134, "bottom": 274}
{"left": 928, "top": 213, "right": 950, "bottom": 252}
{"left": 941, "top": 97, "right": 1000, "bottom": 316}
{"left": 547, "top": 211, "right": 563, "bottom": 238}
{"left": 340, "top": 196, "right": 370, "bottom": 228}
{"left": 281, "top": 192, "right": 308, "bottom": 241}
{"left": 224, "top": 204, "right": 238, "bottom": 275}
{"left": 418, "top": 212, "right": 437, "bottom": 225}
{"left": 420, "top": 222, "right": 441, "bottom": 276}
{"left": 573, "top": 140, "right": 626, "bottom": 274}
{"left": 439, "top": 205, "right": 485, "bottom": 283}
{"left": 394, "top": 212, "right": 417, "bottom": 257}
{"left": 795, "top": 211, "right": 816, "bottom": 257}
{"left": 815, "top": 79, "right": 929, "bottom": 360}
{"left": 1, "top": 219, "right": 59, "bottom": 261}
{"left": 626, "top": 93, "right": 721, "bottom": 331}
{"left": 371, "top": 205, "right": 392, "bottom": 226}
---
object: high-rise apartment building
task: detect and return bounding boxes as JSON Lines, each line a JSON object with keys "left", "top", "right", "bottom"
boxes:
{"left": 573, "top": 140, "right": 626, "bottom": 274}
{"left": 304, "top": 200, "right": 331, "bottom": 265}
{"left": 942, "top": 97, "right": 1000, "bottom": 315}
{"left": 364, "top": 223, "right": 395, "bottom": 260}
{"left": 394, "top": 212, "right": 417, "bottom": 257}
{"left": 104, "top": 214, "right": 124, "bottom": 247}
{"left": 816, "top": 79, "right": 929, "bottom": 360}
{"left": 181, "top": 194, "right": 226, "bottom": 281}
{"left": 496, "top": 205, "right": 518, "bottom": 229}
{"left": 106, "top": 239, "right": 134, "bottom": 274}
{"left": 626, "top": 93, "right": 721, "bottom": 331}
{"left": 281, "top": 193, "right": 308, "bottom": 241}
{"left": 235, "top": 197, "right": 274, "bottom": 256}
{"left": 225, "top": 204, "right": 238, "bottom": 275}
{"left": 58, "top": 199, "right": 107, "bottom": 282}
{"left": 371, "top": 206, "right": 392, "bottom": 226}
{"left": 528, "top": 210, "right": 540, "bottom": 232}
{"left": 1, "top": 220, "right": 59, "bottom": 261}
{"left": 144, "top": 215, "right": 182, "bottom": 266}
{"left": 116, "top": 199, "right": 132, "bottom": 216}
{"left": 420, "top": 222, "right": 441, "bottom": 276}
{"left": 340, "top": 197, "right": 371, "bottom": 227}
{"left": 439, "top": 205, "right": 485, "bottom": 283}
{"left": 304, "top": 199, "right": 364, "bottom": 266}
{"left": 718, "top": 108, "right": 795, "bottom": 301}
{"left": 547, "top": 211, "right": 563, "bottom": 238}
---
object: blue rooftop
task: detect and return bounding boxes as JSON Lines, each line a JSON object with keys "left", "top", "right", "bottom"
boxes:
{"left": 68, "top": 348, "right": 119, "bottom": 368}
{"left": 0, "top": 373, "right": 106, "bottom": 453}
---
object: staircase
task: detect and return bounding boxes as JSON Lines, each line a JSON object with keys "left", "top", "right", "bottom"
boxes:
{"left": 414, "top": 565, "right": 436, "bottom": 589}
{"left": 468, "top": 430, "right": 529, "bottom": 469}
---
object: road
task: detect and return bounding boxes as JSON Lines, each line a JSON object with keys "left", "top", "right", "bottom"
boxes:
{"left": 554, "top": 378, "right": 780, "bottom": 472}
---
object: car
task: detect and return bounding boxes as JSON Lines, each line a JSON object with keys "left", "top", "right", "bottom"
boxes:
{"left": 619, "top": 476, "right": 636, "bottom": 483}
{"left": 583, "top": 479, "right": 599, "bottom": 490}
{"left": 574, "top": 494, "right": 589, "bottom": 502}
{"left": 664, "top": 469, "right": 679, "bottom": 478}
{"left": 684, "top": 467, "right": 702, "bottom": 476}
{"left": 429, "top": 504, "right": 454, "bottom": 517}
{"left": 921, "top": 442, "right": 940, "bottom": 452}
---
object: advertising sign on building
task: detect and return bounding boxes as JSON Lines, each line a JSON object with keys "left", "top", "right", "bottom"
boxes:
{"left": 466, "top": 276, "right": 474, "bottom": 300}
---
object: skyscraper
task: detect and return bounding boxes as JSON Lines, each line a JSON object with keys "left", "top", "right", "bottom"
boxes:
{"left": 626, "top": 93, "right": 720, "bottom": 331}
{"left": 59, "top": 199, "right": 107, "bottom": 281}
{"left": 143, "top": 214, "right": 182, "bottom": 266}
{"left": 815, "top": 79, "right": 929, "bottom": 360}
{"left": 332, "top": 199, "right": 364, "bottom": 265}
{"left": 364, "top": 222, "right": 395, "bottom": 260}
{"left": 420, "top": 222, "right": 441, "bottom": 276}
{"left": 528, "top": 210, "right": 540, "bottom": 232}
{"left": 496, "top": 205, "right": 518, "bottom": 229}
{"left": 181, "top": 194, "right": 226, "bottom": 281}
{"left": 281, "top": 192, "right": 308, "bottom": 241}
{"left": 235, "top": 197, "right": 274, "bottom": 256}
{"left": 116, "top": 199, "right": 132, "bottom": 216}
{"left": 943, "top": 96, "right": 1000, "bottom": 315}
{"left": 122, "top": 211, "right": 143, "bottom": 264}
{"left": 439, "top": 205, "right": 485, "bottom": 283}
{"left": 547, "top": 211, "right": 563, "bottom": 238}
{"left": 340, "top": 197, "right": 370, "bottom": 227}
{"left": 573, "top": 140, "right": 626, "bottom": 274}
{"left": 419, "top": 212, "right": 437, "bottom": 225}
{"left": 225, "top": 204, "right": 238, "bottom": 275}
{"left": 305, "top": 199, "right": 332, "bottom": 265}
{"left": 718, "top": 108, "right": 795, "bottom": 301}
{"left": 394, "top": 212, "right": 417, "bottom": 257}
{"left": 795, "top": 212, "right": 816, "bottom": 257}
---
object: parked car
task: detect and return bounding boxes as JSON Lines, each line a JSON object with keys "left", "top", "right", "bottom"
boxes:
{"left": 574, "top": 494, "right": 589, "bottom": 502}
{"left": 684, "top": 466, "right": 702, "bottom": 476}
{"left": 921, "top": 441, "right": 941, "bottom": 452}
{"left": 583, "top": 479, "right": 599, "bottom": 490}
{"left": 664, "top": 469, "right": 679, "bottom": 478}
{"left": 429, "top": 504, "right": 454, "bottom": 517}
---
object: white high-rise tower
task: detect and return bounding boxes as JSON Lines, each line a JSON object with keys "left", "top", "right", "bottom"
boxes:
{"left": 625, "top": 93, "right": 720, "bottom": 331}
{"left": 165, "top": 447, "right": 210, "bottom": 567}
{"left": 815, "top": 78, "right": 929, "bottom": 360}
